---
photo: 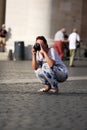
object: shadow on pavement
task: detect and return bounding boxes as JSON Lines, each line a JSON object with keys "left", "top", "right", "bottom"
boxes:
{"left": 0, "top": 90, "right": 87, "bottom": 96}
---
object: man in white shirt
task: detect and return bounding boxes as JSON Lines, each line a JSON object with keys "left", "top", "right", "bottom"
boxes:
{"left": 54, "top": 28, "right": 67, "bottom": 60}
{"left": 68, "top": 28, "right": 80, "bottom": 67}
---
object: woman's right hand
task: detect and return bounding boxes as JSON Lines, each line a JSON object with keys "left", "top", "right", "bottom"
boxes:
{"left": 32, "top": 46, "right": 37, "bottom": 55}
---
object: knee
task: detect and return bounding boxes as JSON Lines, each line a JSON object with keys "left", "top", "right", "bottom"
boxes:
{"left": 42, "top": 63, "right": 50, "bottom": 71}
{"left": 35, "top": 68, "right": 42, "bottom": 75}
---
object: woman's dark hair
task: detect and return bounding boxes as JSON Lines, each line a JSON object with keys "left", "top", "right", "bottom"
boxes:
{"left": 36, "top": 36, "right": 48, "bottom": 48}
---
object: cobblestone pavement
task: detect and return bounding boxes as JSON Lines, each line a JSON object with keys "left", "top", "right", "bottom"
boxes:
{"left": 0, "top": 60, "right": 87, "bottom": 130}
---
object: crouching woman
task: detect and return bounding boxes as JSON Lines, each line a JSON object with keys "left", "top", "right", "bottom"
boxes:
{"left": 32, "top": 36, "right": 68, "bottom": 93}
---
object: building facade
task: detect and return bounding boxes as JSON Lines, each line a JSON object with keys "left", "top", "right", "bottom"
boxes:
{"left": 0, "top": 0, "right": 87, "bottom": 59}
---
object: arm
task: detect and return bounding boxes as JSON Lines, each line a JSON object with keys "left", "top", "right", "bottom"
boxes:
{"left": 76, "top": 34, "right": 80, "bottom": 42}
{"left": 62, "top": 39, "right": 69, "bottom": 43}
{"left": 32, "top": 47, "right": 39, "bottom": 70}
{"left": 44, "top": 52, "right": 55, "bottom": 67}
{"left": 40, "top": 46, "right": 55, "bottom": 67}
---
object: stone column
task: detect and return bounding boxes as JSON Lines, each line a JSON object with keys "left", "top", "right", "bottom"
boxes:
{"left": 5, "top": 0, "right": 83, "bottom": 42}
{"left": 5, "top": 0, "right": 54, "bottom": 59}
{"left": 27, "top": 0, "right": 52, "bottom": 41}
{"left": 5, "top": 0, "right": 84, "bottom": 59}
{"left": 81, "top": 0, "right": 87, "bottom": 39}
{"left": 0, "top": 0, "right": 6, "bottom": 26}
{"left": 5, "top": 0, "right": 53, "bottom": 43}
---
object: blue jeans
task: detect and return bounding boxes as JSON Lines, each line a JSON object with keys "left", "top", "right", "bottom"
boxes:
{"left": 35, "top": 63, "right": 68, "bottom": 89}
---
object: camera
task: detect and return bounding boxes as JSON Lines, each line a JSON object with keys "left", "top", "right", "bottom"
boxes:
{"left": 33, "top": 43, "right": 41, "bottom": 51}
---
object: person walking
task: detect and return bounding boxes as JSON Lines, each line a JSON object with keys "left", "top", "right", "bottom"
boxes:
{"left": 68, "top": 28, "right": 80, "bottom": 67}
{"left": 54, "top": 28, "right": 68, "bottom": 60}
{"left": 32, "top": 36, "right": 68, "bottom": 93}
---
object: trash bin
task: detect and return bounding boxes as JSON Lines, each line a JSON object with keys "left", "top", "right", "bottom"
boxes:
{"left": 14, "top": 41, "right": 25, "bottom": 60}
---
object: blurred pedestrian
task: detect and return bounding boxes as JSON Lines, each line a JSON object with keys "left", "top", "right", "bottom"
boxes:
{"left": 68, "top": 28, "right": 80, "bottom": 67}
{"left": 0, "top": 24, "right": 7, "bottom": 52}
{"left": 54, "top": 28, "right": 68, "bottom": 60}
{"left": 64, "top": 33, "right": 69, "bottom": 59}
{"left": 32, "top": 36, "right": 68, "bottom": 93}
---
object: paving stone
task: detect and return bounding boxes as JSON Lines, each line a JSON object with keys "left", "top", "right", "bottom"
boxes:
{"left": 0, "top": 60, "right": 87, "bottom": 130}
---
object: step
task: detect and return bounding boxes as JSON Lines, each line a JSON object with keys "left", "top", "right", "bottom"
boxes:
{"left": 0, "top": 52, "right": 9, "bottom": 61}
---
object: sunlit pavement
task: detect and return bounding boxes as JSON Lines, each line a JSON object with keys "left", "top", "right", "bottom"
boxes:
{"left": 0, "top": 60, "right": 87, "bottom": 130}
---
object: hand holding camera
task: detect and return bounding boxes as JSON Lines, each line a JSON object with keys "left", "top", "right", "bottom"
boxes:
{"left": 33, "top": 42, "right": 47, "bottom": 57}
{"left": 33, "top": 43, "right": 41, "bottom": 51}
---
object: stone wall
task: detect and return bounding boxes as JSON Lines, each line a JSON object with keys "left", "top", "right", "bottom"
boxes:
{"left": 50, "top": 0, "right": 83, "bottom": 38}
{"left": 81, "top": 0, "right": 87, "bottom": 39}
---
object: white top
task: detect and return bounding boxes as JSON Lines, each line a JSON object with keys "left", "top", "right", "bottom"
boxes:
{"left": 36, "top": 48, "right": 68, "bottom": 73}
{"left": 68, "top": 32, "right": 80, "bottom": 49}
{"left": 54, "top": 30, "right": 64, "bottom": 41}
